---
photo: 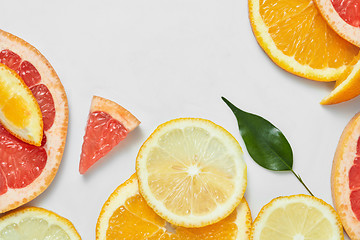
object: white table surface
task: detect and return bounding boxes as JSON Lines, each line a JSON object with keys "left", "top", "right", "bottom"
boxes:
{"left": 0, "top": 1, "right": 358, "bottom": 239}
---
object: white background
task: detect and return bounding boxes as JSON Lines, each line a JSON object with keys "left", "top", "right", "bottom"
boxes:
{"left": 0, "top": 0, "right": 358, "bottom": 239}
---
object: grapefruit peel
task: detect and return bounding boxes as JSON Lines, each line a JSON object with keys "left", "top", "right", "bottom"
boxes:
{"left": 90, "top": 96, "right": 140, "bottom": 132}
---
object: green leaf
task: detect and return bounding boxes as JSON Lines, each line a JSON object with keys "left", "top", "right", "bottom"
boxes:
{"left": 222, "top": 97, "right": 293, "bottom": 171}
{"left": 222, "top": 97, "right": 314, "bottom": 196}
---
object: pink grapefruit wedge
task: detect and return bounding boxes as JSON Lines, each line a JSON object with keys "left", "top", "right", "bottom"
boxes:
{"left": 79, "top": 96, "right": 140, "bottom": 174}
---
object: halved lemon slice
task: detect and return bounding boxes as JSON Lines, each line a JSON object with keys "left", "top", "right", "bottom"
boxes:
{"left": 136, "top": 118, "right": 247, "bottom": 228}
{"left": 250, "top": 195, "right": 344, "bottom": 240}
{"left": 0, "top": 207, "right": 81, "bottom": 239}
{"left": 0, "top": 63, "right": 43, "bottom": 146}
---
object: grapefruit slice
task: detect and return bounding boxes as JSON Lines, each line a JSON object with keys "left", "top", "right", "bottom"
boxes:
{"left": 315, "top": 0, "right": 360, "bottom": 47}
{"left": 96, "top": 174, "right": 252, "bottom": 240}
{"left": 0, "top": 29, "right": 68, "bottom": 213}
{"left": 79, "top": 96, "right": 140, "bottom": 174}
{"left": 0, "top": 63, "right": 43, "bottom": 146}
{"left": 332, "top": 112, "right": 360, "bottom": 239}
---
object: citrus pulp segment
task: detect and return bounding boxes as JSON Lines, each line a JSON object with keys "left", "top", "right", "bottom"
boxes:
{"left": 136, "top": 118, "right": 247, "bottom": 228}
{"left": 0, "top": 29, "right": 68, "bottom": 213}
{"left": 79, "top": 96, "right": 140, "bottom": 174}
{"left": 250, "top": 194, "right": 344, "bottom": 240}
{"left": 96, "top": 174, "right": 252, "bottom": 240}
{"left": 249, "top": 0, "right": 360, "bottom": 81}
{"left": 0, "top": 207, "right": 81, "bottom": 239}
{"left": 0, "top": 63, "right": 43, "bottom": 146}
{"left": 332, "top": 112, "right": 360, "bottom": 239}
{"left": 321, "top": 58, "right": 360, "bottom": 104}
{"left": 315, "top": 0, "right": 360, "bottom": 47}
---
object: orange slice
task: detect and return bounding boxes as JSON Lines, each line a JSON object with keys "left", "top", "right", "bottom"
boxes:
{"left": 315, "top": 0, "right": 360, "bottom": 47}
{"left": 250, "top": 195, "right": 344, "bottom": 240}
{"left": 79, "top": 96, "right": 140, "bottom": 174}
{"left": 96, "top": 174, "right": 252, "bottom": 240}
{"left": 136, "top": 118, "right": 247, "bottom": 227}
{"left": 0, "top": 207, "right": 81, "bottom": 239}
{"left": 0, "top": 29, "right": 68, "bottom": 213}
{"left": 249, "top": 0, "right": 360, "bottom": 81}
{"left": 0, "top": 63, "right": 43, "bottom": 146}
{"left": 321, "top": 57, "right": 360, "bottom": 104}
{"left": 331, "top": 112, "right": 360, "bottom": 239}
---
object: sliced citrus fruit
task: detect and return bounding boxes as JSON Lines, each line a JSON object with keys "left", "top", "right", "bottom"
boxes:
{"left": 96, "top": 174, "right": 251, "bottom": 240}
{"left": 136, "top": 118, "right": 247, "bottom": 228}
{"left": 79, "top": 96, "right": 140, "bottom": 174}
{"left": 250, "top": 194, "right": 344, "bottom": 240}
{"left": 0, "top": 29, "right": 68, "bottom": 213}
{"left": 332, "top": 112, "right": 360, "bottom": 239}
{"left": 0, "top": 63, "right": 43, "bottom": 146}
{"left": 0, "top": 207, "right": 81, "bottom": 239}
{"left": 315, "top": 0, "right": 360, "bottom": 48}
{"left": 249, "top": 0, "right": 360, "bottom": 81}
{"left": 321, "top": 57, "right": 360, "bottom": 104}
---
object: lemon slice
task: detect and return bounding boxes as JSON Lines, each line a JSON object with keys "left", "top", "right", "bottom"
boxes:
{"left": 250, "top": 194, "right": 344, "bottom": 240}
{"left": 0, "top": 207, "right": 81, "bottom": 239}
{"left": 0, "top": 63, "right": 43, "bottom": 146}
{"left": 136, "top": 118, "right": 247, "bottom": 228}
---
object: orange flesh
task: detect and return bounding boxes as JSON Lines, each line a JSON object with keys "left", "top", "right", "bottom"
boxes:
{"left": 106, "top": 194, "right": 238, "bottom": 239}
{"left": 2, "top": 95, "right": 30, "bottom": 128}
{"left": 260, "top": 0, "right": 359, "bottom": 68}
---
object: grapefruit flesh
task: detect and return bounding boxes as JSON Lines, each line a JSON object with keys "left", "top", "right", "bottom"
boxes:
{"left": 18, "top": 60, "right": 42, "bottom": 87}
{"left": 0, "top": 49, "right": 21, "bottom": 70}
{"left": 349, "top": 136, "right": 360, "bottom": 220}
{"left": 30, "top": 84, "right": 55, "bottom": 131}
{"left": 0, "top": 125, "right": 47, "bottom": 192}
{"left": 331, "top": 0, "right": 360, "bottom": 27}
{"left": 79, "top": 111, "right": 128, "bottom": 174}
{"left": 0, "top": 45, "right": 60, "bottom": 212}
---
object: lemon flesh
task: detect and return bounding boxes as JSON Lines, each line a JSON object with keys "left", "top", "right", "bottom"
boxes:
{"left": 137, "top": 118, "right": 247, "bottom": 227}
{"left": 251, "top": 195, "right": 343, "bottom": 240}
{"left": 0, "top": 217, "right": 71, "bottom": 239}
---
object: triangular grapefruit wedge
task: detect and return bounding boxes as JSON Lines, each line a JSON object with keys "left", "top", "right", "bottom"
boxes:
{"left": 79, "top": 96, "right": 140, "bottom": 174}
{"left": 0, "top": 29, "right": 68, "bottom": 213}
